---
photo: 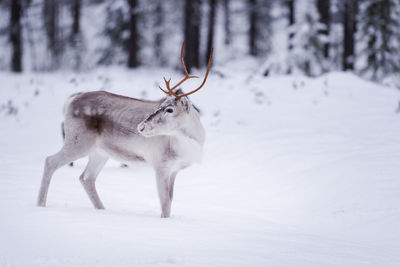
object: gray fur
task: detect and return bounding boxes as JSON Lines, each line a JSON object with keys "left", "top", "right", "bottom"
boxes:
{"left": 37, "top": 91, "right": 205, "bottom": 218}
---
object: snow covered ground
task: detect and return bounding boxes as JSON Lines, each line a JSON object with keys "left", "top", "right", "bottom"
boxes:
{"left": 1, "top": 64, "right": 400, "bottom": 266}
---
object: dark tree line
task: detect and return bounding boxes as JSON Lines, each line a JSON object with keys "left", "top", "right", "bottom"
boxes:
{"left": 5, "top": 0, "right": 84, "bottom": 72}
{"left": 1, "top": 0, "right": 399, "bottom": 81}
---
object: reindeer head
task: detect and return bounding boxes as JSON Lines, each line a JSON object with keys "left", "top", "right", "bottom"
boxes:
{"left": 138, "top": 42, "right": 212, "bottom": 137}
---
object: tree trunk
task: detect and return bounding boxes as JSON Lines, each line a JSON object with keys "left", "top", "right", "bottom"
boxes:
{"left": 248, "top": 0, "right": 258, "bottom": 56}
{"left": 184, "top": 0, "right": 201, "bottom": 72}
{"left": 10, "top": 0, "right": 23, "bottom": 72}
{"left": 285, "top": 0, "right": 295, "bottom": 74}
{"left": 342, "top": 0, "right": 358, "bottom": 70}
{"left": 316, "top": 0, "right": 330, "bottom": 58}
{"left": 43, "top": 0, "right": 61, "bottom": 70}
{"left": 380, "top": 1, "right": 390, "bottom": 71}
{"left": 71, "top": 0, "right": 81, "bottom": 37}
{"left": 286, "top": 0, "right": 295, "bottom": 51}
{"left": 206, "top": 0, "right": 216, "bottom": 65}
{"left": 70, "top": 0, "right": 83, "bottom": 70}
{"left": 154, "top": 0, "right": 164, "bottom": 65}
{"left": 223, "top": 0, "right": 231, "bottom": 45}
{"left": 128, "top": 0, "right": 139, "bottom": 68}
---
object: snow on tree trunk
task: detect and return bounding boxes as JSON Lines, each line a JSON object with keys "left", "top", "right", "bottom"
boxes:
{"left": 288, "top": 1, "right": 327, "bottom": 76}
{"left": 342, "top": 0, "right": 358, "bottom": 71}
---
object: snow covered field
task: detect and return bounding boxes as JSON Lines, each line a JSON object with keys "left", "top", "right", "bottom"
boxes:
{"left": 1, "top": 65, "right": 400, "bottom": 266}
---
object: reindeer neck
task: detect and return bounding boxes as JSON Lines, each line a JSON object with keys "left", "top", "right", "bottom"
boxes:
{"left": 174, "top": 108, "right": 205, "bottom": 147}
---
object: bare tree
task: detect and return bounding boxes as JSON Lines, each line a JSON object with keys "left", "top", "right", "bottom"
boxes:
{"left": 154, "top": 0, "right": 165, "bottom": 65}
{"left": 71, "top": 0, "right": 81, "bottom": 37}
{"left": 342, "top": 0, "right": 358, "bottom": 70}
{"left": 10, "top": 0, "right": 23, "bottom": 72}
{"left": 69, "top": 0, "right": 83, "bottom": 70}
{"left": 222, "top": 0, "right": 231, "bottom": 45}
{"left": 286, "top": 0, "right": 295, "bottom": 51}
{"left": 248, "top": 0, "right": 258, "bottom": 56}
{"left": 316, "top": 0, "right": 331, "bottom": 58}
{"left": 43, "top": 0, "right": 62, "bottom": 70}
{"left": 248, "top": 0, "right": 272, "bottom": 56}
{"left": 284, "top": 0, "right": 295, "bottom": 73}
{"left": 184, "top": 0, "right": 201, "bottom": 72}
{"left": 127, "top": 0, "right": 139, "bottom": 68}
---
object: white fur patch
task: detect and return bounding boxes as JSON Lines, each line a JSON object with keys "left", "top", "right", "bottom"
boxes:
{"left": 96, "top": 107, "right": 105, "bottom": 115}
{"left": 83, "top": 106, "right": 92, "bottom": 116}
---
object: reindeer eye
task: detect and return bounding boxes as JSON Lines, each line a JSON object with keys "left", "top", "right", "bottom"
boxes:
{"left": 165, "top": 108, "right": 174, "bottom": 113}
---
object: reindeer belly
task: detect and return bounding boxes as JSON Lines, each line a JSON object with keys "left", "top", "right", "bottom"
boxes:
{"left": 97, "top": 138, "right": 150, "bottom": 166}
{"left": 98, "top": 135, "right": 165, "bottom": 167}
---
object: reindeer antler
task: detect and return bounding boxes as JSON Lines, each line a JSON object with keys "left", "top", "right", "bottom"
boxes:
{"left": 159, "top": 42, "right": 213, "bottom": 99}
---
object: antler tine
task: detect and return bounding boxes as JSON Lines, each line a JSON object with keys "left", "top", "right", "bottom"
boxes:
{"left": 158, "top": 85, "right": 169, "bottom": 95}
{"left": 181, "top": 41, "right": 189, "bottom": 77}
{"left": 159, "top": 77, "right": 172, "bottom": 95}
{"left": 178, "top": 48, "right": 213, "bottom": 98}
{"left": 169, "top": 42, "right": 199, "bottom": 92}
{"left": 159, "top": 42, "right": 212, "bottom": 99}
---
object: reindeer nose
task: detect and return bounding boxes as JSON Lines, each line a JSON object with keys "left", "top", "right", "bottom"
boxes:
{"left": 139, "top": 125, "right": 145, "bottom": 132}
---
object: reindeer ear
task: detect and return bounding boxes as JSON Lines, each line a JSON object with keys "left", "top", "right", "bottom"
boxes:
{"left": 178, "top": 93, "right": 191, "bottom": 112}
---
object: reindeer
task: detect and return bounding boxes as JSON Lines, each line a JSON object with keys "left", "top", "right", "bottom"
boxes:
{"left": 37, "top": 43, "right": 213, "bottom": 218}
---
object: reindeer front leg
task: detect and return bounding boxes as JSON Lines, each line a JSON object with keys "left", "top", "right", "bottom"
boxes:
{"left": 155, "top": 169, "right": 176, "bottom": 218}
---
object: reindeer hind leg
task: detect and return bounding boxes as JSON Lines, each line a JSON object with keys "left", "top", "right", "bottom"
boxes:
{"left": 37, "top": 126, "right": 96, "bottom": 207}
{"left": 79, "top": 151, "right": 108, "bottom": 209}
{"left": 37, "top": 144, "right": 91, "bottom": 207}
